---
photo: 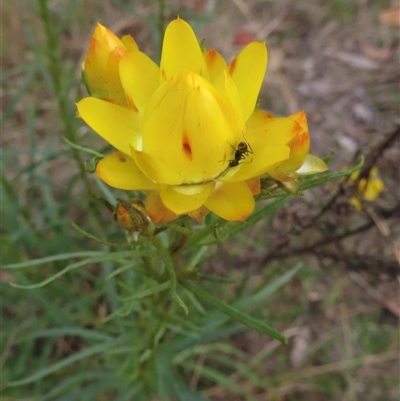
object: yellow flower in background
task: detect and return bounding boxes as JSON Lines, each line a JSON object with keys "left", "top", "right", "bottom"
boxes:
{"left": 77, "top": 18, "right": 326, "bottom": 222}
{"left": 349, "top": 167, "right": 384, "bottom": 210}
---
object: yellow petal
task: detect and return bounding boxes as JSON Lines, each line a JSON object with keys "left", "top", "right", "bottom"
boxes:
{"left": 245, "top": 110, "right": 300, "bottom": 147}
{"left": 160, "top": 18, "right": 208, "bottom": 81}
{"left": 289, "top": 110, "right": 308, "bottom": 132}
{"left": 203, "top": 49, "right": 227, "bottom": 84}
{"left": 93, "top": 23, "right": 123, "bottom": 49}
{"left": 297, "top": 154, "right": 328, "bottom": 175}
{"left": 228, "top": 42, "right": 267, "bottom": 120}
{"left": 158, "top": 182, "right": 215, "bottom": 215}
{"left": 268, "top": 169, "right": 298, "bottom": 182}
{"left": 121, "top": 35, "right": 139, "bottom": 51}
{"left": 77, "top": 98, "right": 141, "bottom": 155}
{"left": 205, "top": 181, "right": 255, "bottom": 221}
{"left": 246, "top": 177, "right": 261, "bottom": 195}
{"left": 213, "top": 71, "right": 245, "bottom": 137}
{"left": 188, "top": 206, "right": 210, "bottom": 222}
{"left": 83, "top": 24, "right": 128, "bottom": 104}
{"left": 146, "top": 191, "right": 178, "bottom": 222}
{"left": 221, "top": 145, "right": 290, "bottom": 182}
{"left": 244, "top": 110, "right": 310, "bottom": 174}
{"left": 119, "top": 51, "right": 160, "bottom": 115}
{"left": 96, "top": 151, "right": 156, "bottom": 190}
{"left": 130, "top": 146, "right": 185, "bottom": 185}
{"left": 141, "top": 71, "right": 238, "bottom": 183}
{"left": 278, "top": 111, "right": 310, "bottom": 172}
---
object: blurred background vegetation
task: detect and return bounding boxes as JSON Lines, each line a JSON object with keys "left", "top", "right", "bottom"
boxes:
{"left": 1, "top": 0, "right": 399, "bottom": 400}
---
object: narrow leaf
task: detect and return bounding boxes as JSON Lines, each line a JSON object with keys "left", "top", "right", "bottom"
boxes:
{"left": 9, "top": 250, "right": 155, "bottom": 289}
{"left": 160, "top": 250, "right": 189, "bottom": 315}
{"left": 235, "top": 263, "right": 303, "bottom": 309}
{"left": 6, "top": 337, "right": 125, "bottom": 386}
{"left": 3, "top": 251, "right": 102, "bottom": 269}
{"left": 182, "top": 282, "right": 287, "bottom": 343}
{"left": 182, "top": 360, "right": 257, "bottom": 401}
{"left": 121, "top": 281, "right": 171, "bottom": 302}
{"left": 62, "top": 136, "right": 104, "bottom": 157}
{"left": 70, "top": 220, "right": 126, "bottom": 247}
{"left": 21, "top": 327, "right": 113, "bottom": 342}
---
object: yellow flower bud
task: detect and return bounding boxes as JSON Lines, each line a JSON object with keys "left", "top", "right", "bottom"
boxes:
{"left": 114, "top": 199, "right": 149, "bottom": 234}
{"left": 82, "top": 23, "right": 137, "bottom": 106}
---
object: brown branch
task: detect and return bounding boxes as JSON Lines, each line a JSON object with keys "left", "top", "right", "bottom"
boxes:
{"left": 357, "top": 124, "right": 400, "bottom": 181}
{"left": 262, "top": 206, "right": 399, "bottom": 265}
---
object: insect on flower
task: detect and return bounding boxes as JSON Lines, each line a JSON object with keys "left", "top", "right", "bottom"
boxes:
{"left": 228, "top": 141, "right": 254, "bottom": 167}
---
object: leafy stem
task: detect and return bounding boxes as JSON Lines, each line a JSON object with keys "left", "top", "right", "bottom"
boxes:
{"left": 37, "top": 0, "right": 92, "bottom": 192}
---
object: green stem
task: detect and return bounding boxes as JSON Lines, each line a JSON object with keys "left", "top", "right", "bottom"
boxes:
{"left": 151, "top": 236, "right": 188, "bottom": 314}
{"left": 37, "top": 0, "right": 91, "bottom": 191}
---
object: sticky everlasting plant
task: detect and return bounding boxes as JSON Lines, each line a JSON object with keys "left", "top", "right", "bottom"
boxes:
{"left": 70, "top": 18, "right": 342, "bottom": 336}
{"left": 77, "top": 18, "right": 327, "bottom": 223}
{"left": 5, "top": 15, "right": 364, "bottom": 399}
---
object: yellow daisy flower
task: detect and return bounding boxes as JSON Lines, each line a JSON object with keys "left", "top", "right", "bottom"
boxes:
{"left": 77, "top": 18, "right": 325, "bottom": 222}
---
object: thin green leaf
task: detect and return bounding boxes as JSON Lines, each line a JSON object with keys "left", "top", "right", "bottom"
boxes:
{"left": 62, "top": 136, "right": 104, "bottom": 158}
{"left": 197, "top": 274, "right": 236, "bottom": 284}
{"left": 207, "top": 353, "right": 265, "bottom": 388}
{"left": 70, "top": 221, "right": 126, "bottom": 247}
{"left": 1, "top": 64, "right": 29, "bottom": 81}
{"left": 182, "top": 360, "right": 257, "bottom": 401}
{"left": 158, "top": 357, "right": 210, "bottom": 401}
{"left": 235, "top": 263, "right": 303, "bottom": 309}
{"left": 171, "top": 324, "right": 245, "bottom": 354}
{"left": 183, "top": 287, "right": 207, "bottom": 314}
{"left": 182, "top": 245, "right": 208, "bottom": 270}
{"left": 3, "top": 251, "right": 102, "bottom": 269}
{"left": 2, "top": 64, "right": 37, "bottom": 126}
{"left": 6, "top": 337, "right": 125, "bottom": 387}
{"left": 21, "top": 327, "right": 113, "bottom": 342}
{"left": 102, "top": 303, "right": 136, "bottom": 322}
{"left": 46, "top": 380, "right": 119, "bottom": 401}
{"left": 182, "top": 282, "right": 287, "bottom": 343}
{"left": 159, "top": 248, "right": 188, "bottom": 315}
{"left": 10, "top": 250, "right": 155, "bottom": 289}
{"left": 121, "top": 281, "right": 171, "bottom": 302}
{"left": 173, "top": 342, "right": 248, "bottom": 365}
{"left": 105, "top": 263, "right": 147, "bottom": 280}
{"left": 42, "top": 372, "right": 112, "bottom": 401}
